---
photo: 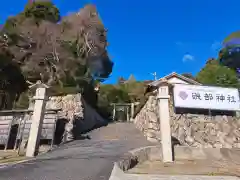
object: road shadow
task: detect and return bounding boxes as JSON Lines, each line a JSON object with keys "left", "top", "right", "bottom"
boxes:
{"left": 171, "top": 136, "right": 181, "bottom": 161}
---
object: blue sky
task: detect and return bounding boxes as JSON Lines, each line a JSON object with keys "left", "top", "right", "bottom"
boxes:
{"left": 1, "top": 0, "right": 240, "bottom": 84}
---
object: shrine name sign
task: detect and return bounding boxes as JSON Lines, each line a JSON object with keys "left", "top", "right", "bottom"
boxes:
{"left": 173, "top": 84, "right": 240, "bottom": 111}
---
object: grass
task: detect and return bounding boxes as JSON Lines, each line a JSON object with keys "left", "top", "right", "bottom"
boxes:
{"left": 0, "top": 155, "right": 29, "bottom": 164}
{"left": 0, "top": 151, "right": 32, "bottom": 165}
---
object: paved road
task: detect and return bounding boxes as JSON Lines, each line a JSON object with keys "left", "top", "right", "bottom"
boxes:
{"left": 0, "top": 123, "right": 153, "bottom": 180}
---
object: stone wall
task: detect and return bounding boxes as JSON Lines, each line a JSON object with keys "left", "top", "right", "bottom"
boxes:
{"left": 134, "top": 96, "right": 160, "bottom": 142}
{"left": 0, "top": 93, "right": 107, "bottom": 148}
{"left": 30, "top": 93, "right": 107, "bottom": 142}
{"left": 133, "top": 95, "right": 240, "bottom": 148}
{"left": 47, "top": 94, "right": 107, "bottom": 141}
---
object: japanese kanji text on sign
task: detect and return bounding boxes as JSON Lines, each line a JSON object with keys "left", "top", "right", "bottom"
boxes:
{"left": 173, "top": 84, "right": 240, "bottom": 111}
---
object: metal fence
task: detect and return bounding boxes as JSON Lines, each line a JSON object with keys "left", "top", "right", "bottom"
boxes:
{"left": 0, "top": 109, "right": 61, "bottom": 151}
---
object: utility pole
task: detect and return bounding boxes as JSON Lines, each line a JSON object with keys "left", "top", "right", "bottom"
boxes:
{"left": 150, "top": 72, "right": 157, "bottom": 81}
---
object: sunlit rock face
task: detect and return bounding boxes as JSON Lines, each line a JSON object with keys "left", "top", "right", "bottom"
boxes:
{"left": 46, "top": 94, "right": 84, "bottom": 141}
{"left": 46, "top": 94, "right": 84, "bottom": 122}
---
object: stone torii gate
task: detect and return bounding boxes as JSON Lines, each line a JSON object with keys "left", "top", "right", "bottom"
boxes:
{"left": 111, "top": 102, "right": 139, "bottom": 122}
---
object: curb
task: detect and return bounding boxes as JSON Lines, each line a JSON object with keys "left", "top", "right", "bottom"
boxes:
{"left": 109, "top": 146, "right": 240, "bottom": 180}
{"left": 0, "top": 147, "right": 55, "bottom": 169}
{"left": 0, "top": 158, "right": 35, "bottom": 169}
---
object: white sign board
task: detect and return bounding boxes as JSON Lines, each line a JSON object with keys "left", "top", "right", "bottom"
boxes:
{"left": 173, "top": 84, "right": 240, "bottom": 111}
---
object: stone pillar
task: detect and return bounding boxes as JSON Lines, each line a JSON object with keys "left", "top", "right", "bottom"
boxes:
{"left": 26, "top": 87, "right": 48, "bottom": 157}
{"left": 112, "top": 104, "right": 116, "bottom": 121}
{"left": 157, "top": 84, "right": 173, "bottom": 163}
{"left": 126, "top": 106, "right": 129, "bottom": 122}
{"left": 236, "top": 111, "right": 240, "bottom": 117}
{"left": 130, "top": 103, "right": 134, "bottom": 122}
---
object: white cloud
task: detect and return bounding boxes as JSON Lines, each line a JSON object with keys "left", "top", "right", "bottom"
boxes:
{"left": 182, "top": 54, "right": 195, "bottom": 62}
{"left": 175, "top": 41, "right": 184, "bottom": 46}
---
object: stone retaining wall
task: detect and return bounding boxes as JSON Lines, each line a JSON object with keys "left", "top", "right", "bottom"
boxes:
{"left": 133, "top": 95, "right": 240, "bottom": 148}
{"left": 133, "top": 96, "right": 160, "bottom": 142}
{"left": 0, "top": 93, "right": 107, "bottom": 148}
{"left": 45, "top": 94, "right": 107, "bottom": 141}
{"left": 26, "top": 94, "right": 106, "bottom": 142}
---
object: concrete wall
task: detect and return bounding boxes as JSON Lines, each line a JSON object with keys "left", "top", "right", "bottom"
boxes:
{"left": 133, "top": 95, "right": 240, "bottom": 148}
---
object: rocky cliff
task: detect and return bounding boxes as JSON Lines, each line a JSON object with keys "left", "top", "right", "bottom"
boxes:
{"left": 134, "top": 96, "right": 240, "bottom": 148}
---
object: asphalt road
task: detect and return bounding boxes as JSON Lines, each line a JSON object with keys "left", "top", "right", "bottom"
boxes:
{"left": 0, "top": 123, "right": 153, "bottom": 180}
